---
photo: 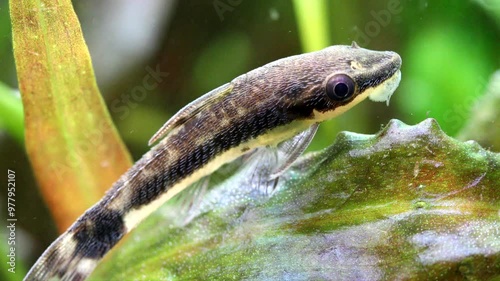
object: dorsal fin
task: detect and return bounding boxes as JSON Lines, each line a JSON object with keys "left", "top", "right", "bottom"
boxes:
{"left": 148, "top": 83, "right": 234, "bottom": 145}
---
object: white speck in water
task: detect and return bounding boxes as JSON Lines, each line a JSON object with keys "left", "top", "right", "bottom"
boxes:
{"left": 269, "top": 8, "right": 280, "bottom": 21}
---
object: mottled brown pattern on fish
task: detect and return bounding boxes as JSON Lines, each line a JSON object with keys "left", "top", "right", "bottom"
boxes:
{"left": 102, "top": 44, "right": 402, "bottom": 217}
{"left": 24, "top": 44, "right": 402, "bottom": 281}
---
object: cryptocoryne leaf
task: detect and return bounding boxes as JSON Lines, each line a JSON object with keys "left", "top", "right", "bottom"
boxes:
{"left": 10, "top": 0, "right": 132, "bottom": 231}
{"left": 91, "top": 119, "right": 500, "bottom": 280}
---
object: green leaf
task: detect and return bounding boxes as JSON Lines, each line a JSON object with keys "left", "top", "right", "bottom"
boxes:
{"left": 91, "top": 119, "right": 500, "bottom": 280}
{"left": 0, "top": 82, "right": 23, "bottom": 144}
{"left": 9, "top": 0, "right": 132, "bottom": 231}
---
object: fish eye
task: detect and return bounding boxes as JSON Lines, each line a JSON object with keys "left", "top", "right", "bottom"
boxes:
{"left": 325, "top": 74, "right": 356, "bottom": 101}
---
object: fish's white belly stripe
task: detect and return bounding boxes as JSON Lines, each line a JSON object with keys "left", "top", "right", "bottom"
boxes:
{"left": 122, "top": 120, "right": 310, "bottom": 231}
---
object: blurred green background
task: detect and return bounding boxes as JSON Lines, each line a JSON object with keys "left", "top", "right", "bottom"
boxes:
{"left": 0, "top": 0, "right": 498, "bottom": 276}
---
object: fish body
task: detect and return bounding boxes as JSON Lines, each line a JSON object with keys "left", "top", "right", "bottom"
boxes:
{"left": 25, "top": 43, "right": 401, "bottom": 281}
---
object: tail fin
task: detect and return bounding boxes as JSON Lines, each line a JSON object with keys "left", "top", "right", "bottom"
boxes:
{"left": 25, "top": 207, "right": 126, "bottom": 281}
{"left": 24, "top": 232, "right": 99, "bottom": 281}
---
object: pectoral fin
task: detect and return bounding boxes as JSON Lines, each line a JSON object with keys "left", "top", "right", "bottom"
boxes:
{"left": 148, "top": 83, "right": 234, "bottom": 145}
{"left": 174, "top": 175, "right": 210, "bottom": 225}
{"left": 268, "top": 123, "right": 319, "bottom": 180}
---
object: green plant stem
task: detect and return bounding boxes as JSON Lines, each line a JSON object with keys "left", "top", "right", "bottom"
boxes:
{"left": 292, "top": 0, "right": 330, "bottom": 52}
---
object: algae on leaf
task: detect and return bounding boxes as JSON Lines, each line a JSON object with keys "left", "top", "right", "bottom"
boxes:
{"left": 91, "top": 118, "right": 500, "bottom": 281}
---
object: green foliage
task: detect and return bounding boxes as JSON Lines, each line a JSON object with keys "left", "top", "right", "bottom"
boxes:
{"left": 0, "top": 83, "right": 23, "bottom": 144}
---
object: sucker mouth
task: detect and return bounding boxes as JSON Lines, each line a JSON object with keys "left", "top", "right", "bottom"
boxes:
{"left": 368, "top": 69, "right": 402, "bottom": 106}
{"left": 366, "top": 51, "right": 402, "bottom": 105}
{"left": 354, "top": 50, "right": 402, "bottom": 96}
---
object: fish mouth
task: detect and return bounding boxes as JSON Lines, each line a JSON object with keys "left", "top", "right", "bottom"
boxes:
{"left": 368, "top": 69, "right": 401, "bottom": 105}
{"left": 368, "top": 51, "right": 402, "bottom": 105}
